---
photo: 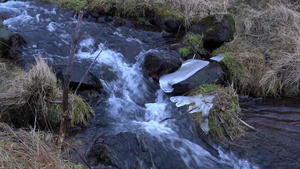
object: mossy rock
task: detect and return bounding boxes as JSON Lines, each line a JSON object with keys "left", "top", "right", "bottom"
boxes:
{"left": 190, "top": 14, "right": 236, "bottom": 51}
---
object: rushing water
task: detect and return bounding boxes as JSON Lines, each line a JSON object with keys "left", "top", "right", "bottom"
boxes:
{"left": 0, "top": 1, "right": 260, "bottom": 168}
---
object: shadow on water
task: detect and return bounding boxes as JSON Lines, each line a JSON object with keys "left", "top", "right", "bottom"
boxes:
{"left": 230, "top": 96, "right": 300, "bottom": 169}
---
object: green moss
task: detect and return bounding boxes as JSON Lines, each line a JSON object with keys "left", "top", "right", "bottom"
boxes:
{"left": 179, "top": 47, "right": 193, "bottom": 58}
{"left": 189, "top": 33, "right": 204, "bottom": 49}
{"left": 68, "top": 163, "right": 83, "bottom": 169}
{"left": 189, "top": 84, "right": 243, "bottom": 143}
{"left": 199, "top": 16, "right": 215, "bottom": 26}
{"left": 224, "top": 14, "right": 236, "bottom": 37}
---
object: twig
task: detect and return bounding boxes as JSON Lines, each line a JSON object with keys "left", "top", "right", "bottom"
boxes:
{"left": 57, "top": 11, "right": 83, "bottom": 151}
{"left": 63, "top": 141, "right": 92, "bottom": 169}
{"left": 230, "top": 111, "right": 256, "bottom": 130}
{"left": 69, "top": 41, "right": 106, "bottom": 108}
{"left": 159, "top": 107, "right": 198, "bottom": 123}
{"left": 216, "top": 113, "right": 233, "bottom": 141}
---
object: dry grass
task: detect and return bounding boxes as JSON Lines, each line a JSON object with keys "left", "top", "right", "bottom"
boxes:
{"left": 0, "top": 57, "right": 93, "bottom": 130}
{"left": 260, "top": 53, "right": 300, "bottom": 96}
{"left": 61, "top": 0, "right": 229, "bottom": 28}
{"left": 212, "top": 1, "right": 300, "bottom": 96}
{"left": 0, "top": 123, "right": 68, "bottom": 169}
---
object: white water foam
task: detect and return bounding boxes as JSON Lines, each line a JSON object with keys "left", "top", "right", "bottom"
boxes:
{"left": 3, "top": 11, "right": 33, "bottom": 30}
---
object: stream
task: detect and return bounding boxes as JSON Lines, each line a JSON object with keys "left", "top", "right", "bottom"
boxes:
{"left": 1, "top": 1, "right": 299, "bottom": 169}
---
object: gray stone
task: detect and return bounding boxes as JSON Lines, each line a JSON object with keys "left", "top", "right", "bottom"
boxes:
{"left": 171, "top": 62, "right": 224, "bottom": 95}
{"left": 55, "top": 66, "right": 103, "bottom": 92}
{"left": 144, "top": 52, "right": 181, "bottom": 81}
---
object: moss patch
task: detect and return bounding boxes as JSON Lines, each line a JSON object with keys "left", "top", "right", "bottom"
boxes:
{"left": 179, "top": 47, "right": 192, "bottom": 58}
{"left": 224, "top": 14, "right": 236, "bottom": 37}
{"left": 189, "top": 33, "right": 204, "bottom": 48}
{"left": 189, "top": 84, "right": 244, "bottom": 143}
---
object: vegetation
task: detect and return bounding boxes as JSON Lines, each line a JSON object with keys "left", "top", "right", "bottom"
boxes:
{"left": 179, "top": 46, "right": 192, "bottom": 58}
{"left": 57, "top": 0, "right": 227, "bottom": 26}
{"left": 188, "top": 33, "right": 204, "bottom": 49}
{"left": 0, "top": 57, "right": 94, "bottom": 130}
{"left": 57, "top": 0, "right": 86, "bottom": 11}
{"left": 0, "top": 122, "right": 73, "bottom": 168}
{"left": 189, "top": 84, "right": 244, "bottom": 143}
{"left": 212, "top": 1, "right": 300, "bottom": 96}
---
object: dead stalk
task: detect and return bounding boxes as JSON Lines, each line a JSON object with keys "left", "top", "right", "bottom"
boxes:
{"left": 57, "top": 11, "right": 83, "bottom": 151}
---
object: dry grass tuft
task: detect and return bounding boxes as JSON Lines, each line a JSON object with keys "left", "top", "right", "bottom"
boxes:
{"left": 0, "top": 123, "right": 68, "bottom": 169}
{"left": 260, "top": 53, "right": 300, "bottom": 96}
{"left": 0, "top": 57, "right": 93, "bottom": 130}
{"left": 233, "top": 3, "right": 300, "bottom": 56}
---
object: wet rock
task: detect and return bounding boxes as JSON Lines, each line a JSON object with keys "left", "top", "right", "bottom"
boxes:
{"left": 0, "top": 11, "right": 13, "bottom": 20}
{"left": 171, "top": 62, "right": 224, "bottom": 95}
{"left": 144, "top": 52, "right": 181, "bottom": 81}
{"left": 190, "top": 14, "right": 236, "bottom": 51}
{"left": 154, "top": 15, "right": 183, "bottom": 33}
{"left": 87, "top": 132, "right": 188, "bottom": 169}
{"left": 97, "top": 63, "right": 118, "bottom": 82}
{"left": 54, "top": 65, "right": 103, "bottom": 92}
{"left": 0, "top": 23, "right": 27, "bottom": 62}
{"left": 90, "top": 11, "right": 101, "bottom": 18}
{"left": 0, "top": 23, "right": 13, "bottom": 57}
{"left": 88, "top": 132, "right": 141, "bottom": 168}
{"left": 8, "top": 34, "right": 27, "bottom": 60}
{"left": 105, "top": 16, "right": 113, "bottom": 22}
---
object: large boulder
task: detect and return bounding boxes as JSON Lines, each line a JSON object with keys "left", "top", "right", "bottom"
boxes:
{"left": 190, "top": 14, "right": 236, "bottom": 51}
{"left": 54, "top": 65, "right": 103, "bottom": 92}
{"left": 87, "top": 132, "right": 188, "bottom": 168}
{"left": 144, "top": 52, "right": 181, "bottom": 81}
{"left": 171, "top": 62, "right": 224, "bottom": 95}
